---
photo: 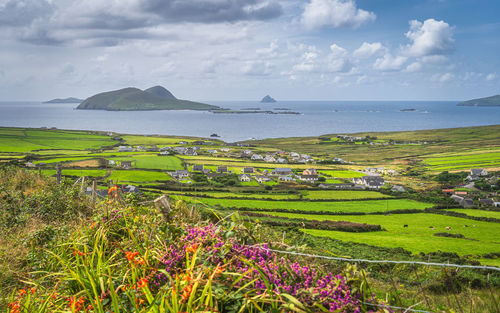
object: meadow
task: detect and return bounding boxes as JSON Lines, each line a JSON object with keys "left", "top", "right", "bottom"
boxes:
{"left": 178, "top": 197, "right": 432, "bottom": 214}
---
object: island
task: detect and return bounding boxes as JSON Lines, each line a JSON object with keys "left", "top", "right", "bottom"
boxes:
{"left": 260, "top": 95, "right": 277, "bottom": 103}
{"left": 457, "top": 94, "right": 500, "bottom": 107}
{"left": 76, "top": 86, "right": 219, "bottom": 111}
{"left": 44, "top": 97, "right": 83, "bottom": 104}
{"left": 400, "top": 108, "right": 416, "bottom": 112}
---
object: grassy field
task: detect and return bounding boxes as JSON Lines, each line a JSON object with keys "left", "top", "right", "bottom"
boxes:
{"left": 0, "top": 128, "right": 115, "bottom": 153}
{"left": 423, "top": 149, "right": 500, "bottom": 172}
{"left": 301, "top": 190, "right": 392, "bottom": 200}
{"left": 110, "top": 155, "right": 184, "bottom": 170}
{"left": 445, "top": 208, "right": 500, "bottom": 219}
{"left": 42, "top": 169, "right": 108, "bottom": 177}
{"left": 109, "top": 170, "right": 171, "bottom": 182}
{"left": 180, "top": 197, "right": 432, "bottom": 213}
{"left": 296, "top": 213, "right": 500, "bottom": 259}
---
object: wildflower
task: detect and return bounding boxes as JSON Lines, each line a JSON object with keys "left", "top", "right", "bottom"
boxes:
{"left": 137, "top": 278, "right": 148, "bottom": 289}
{"left": 108, "top": 185, "right": 118, "bottom": 194}
{"left": 186, "top": 244, "right": 198, "bottom": 254}
{"left": 68, "top": 296, "right": 85, "bottom": 312}
{"left": 8, "top": 300, "right": 21, "bottom": 313}
{"left": 125, "top": 251, "right": 139, "bottom": 262}
{"left": 73, "top": 249, "right": 85, "bottom": 257}
{"left": 18, "top": 289, "right": 26, "bottom": 297}
{"left": 181, "top": 284, "right": 193, "bottom": 301}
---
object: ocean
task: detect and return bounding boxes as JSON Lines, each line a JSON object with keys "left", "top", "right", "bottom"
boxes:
{"left": 0, "top": 100, "right": 499, "bottom": 142}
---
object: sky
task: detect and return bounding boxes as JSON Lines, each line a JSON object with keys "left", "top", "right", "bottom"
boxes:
{"left": 0, "top": 0, "right": 499, "bottom": 101}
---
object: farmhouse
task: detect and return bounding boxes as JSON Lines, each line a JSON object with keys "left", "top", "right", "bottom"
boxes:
{"left": 121, "top": 161, "right": 133, "bottom": 169}
{"left": 217, "top": 166, "right": 229, "bottom": 173}
{"left": 173, "top": 147, "right": 187, "bottom": 154}
{"left": 471, "top": 168, "right": 488, "bottom": 176}
{"left": 239, "top": 174, "right": 251, "bottom": 182}
{"left": 242, "top": 167, "right": 254, "bottom": 174}
{"left": 171, "top": 170, "right": 190, "bottom": 179}
{"left": 159, "top": 151, "right": 170, "bottom": 156}
{"left": 192, "top": 165, "right": 204, "bottom": 172}
{"left": 353, "top": 176, "right": 385, "bottom": 189}
{"left": 255, "top": 175, "right": 272, "bottom": 183}
{"left": 184, "top": 148, "right": 198, "bottom": 156}
{"left": 391, "top": 185, "right": 406, "bottom": 192}
{"left": 450, "top": 195, "right": 464, "bottom": 203}
{"left": 26, "top": 162, "right": 35, "bottom": 168}
{"left": 123, "top": 185, "right": 141, "bottom": 194}
{"left": 263, "top": 155, "right": 276, "bottom": 163}
{"left": 289, "top": 152, "right": 300, "bottom": 158}
{"left": 479, "top": 198, "right": 495, "bottom": 206}
{"left": 278, "top": 176, "right": 295, "bottom": 182}
{"left": 220, "top": 147, "right": 230, "bottom": 152}
{"left": 461, "top": 198, "right": 475, "bottom": 208}
{"left": 251, "top": 154, "right": 264, "bottom": 160}
{"left": 118, "top": 146, "right": 133, "bottom": 152}
{"left": 300, "top": 175, "right": 319, "bottom": 182}
{"left": 193, "top": 141, "right": 205, "bottom": 145}
{"left": 302, "top": 168, "right": 317, "bottom": 176}
{"left": 206, "top": 149, "right": 218, "bottom": 154}
{"left": 276, "top": 158, "right": 288, "bottom": 164}
{"left": 272, "top": 168, "right": 292, "bottom": 176}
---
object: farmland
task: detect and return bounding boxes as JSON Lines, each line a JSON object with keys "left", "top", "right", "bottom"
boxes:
{"left": 1, "top": 125, "right": 499, "bottom": 269}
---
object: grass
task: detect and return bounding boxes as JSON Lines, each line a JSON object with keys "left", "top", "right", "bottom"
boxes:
{"left": 301, "top": 190, "right": 393, "bottom": 200}
{"left": 110, "top": 155, "right": 184, "bottom": 170}
{"left": 444, "top": 208, "right": 500, "bottom": 219}
{"left": 0, "top": 127, "right": 115, "bottom": 152}
{"left": 108, "top": 170, "right": 171, "bottom": 182}
{"left": 42, "top": 169, "right": 108, "bottom": 177}
{"left": 298, "top": 213, "right": 500, "bottom": 260}
{"left": 180, "top": 197, "right": 432, "bottom": 214}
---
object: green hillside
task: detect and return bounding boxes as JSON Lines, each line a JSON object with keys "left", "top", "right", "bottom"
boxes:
{"left": 77, "top": 86, "right": 219, "bottom": 111}
{"left": 457, "top": 94, "right": 500, "bottom": 106}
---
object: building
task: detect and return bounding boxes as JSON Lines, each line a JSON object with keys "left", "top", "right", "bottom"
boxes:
{"left": 471, "top": 169, "right": 488, "bottom": 176}
{"left": 479, "top": 199, "right": 495, "bottom": 206}
{"left": 185, "top": 148, "right": 198, "bottom": 156}
{"left": 192, "top": 165, "right": 204, "bottom": 172}
{"left": 263, "top": 156, "right": 276, "bottom": 163}
{"left": 276, "top": 158, "right": 288, "bottom": 164}
{"left": 220, "top": 147, "right": 230, "bottom": 152}
{"left": 171, "top": 170, "right": 190, "bottom": 179}
{"left": 239, "top": 174, "right": 251, "bottom": 182}
{"left": 121, "top": 161, "right": 133, "bottom": 169}
{"left": 300, "top": 175, "right": 319, "bottom": 182}
{"left": 273, "top": 168, "right": 292, "bottom": 176}
{"left": 217, "top": 166, "right": 228, "bottom": 173}
{"left": 242, "top": 167, "right": 254, "bottom": 174}
{"left": 255, "top": 175, "right": 272, "bottom": 183}
{"left": 461, "top": 198, "right": 475, "bottom": 208}
{"left": 302, "top": 168, "right": 317, "bottom": 176}
{"left": 118, "top": 146, "right": 133, "bottom": 152}
{"left": 278, "top": 176, "right": 295, "bottom": 182}
{"left": 206, "top": 149, "right": 218, "bottom": 154}
{"left": 353, "top": 176, "right": 385, "bottom": 189}
{"left": 251, "top": 154, "right": 264, "bottom": 161}
{"left": 450, "top": 195, "right": 464, "bottom": 204}
{"left": 159, "top": 151, "right": 170, "bottom": 156}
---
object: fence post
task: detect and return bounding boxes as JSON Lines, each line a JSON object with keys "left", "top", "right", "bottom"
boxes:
{"left": 92, "top": 180, "right": 96, "bottom": 210}
{"left": 155, "top": 194, "right": 171, "bottom": 222}
{"left": 56, "top": 163, "right": 62, "bottom": 185}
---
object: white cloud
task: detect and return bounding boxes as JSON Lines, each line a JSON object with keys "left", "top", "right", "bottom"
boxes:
{"left": 432, "top": 72, "right": 454, "bottom": 83}
{"left": 486, "top": 73, "right": 497, "bottom": 81}
{"left": 327, "top": 44, "right": 352, "bottom": 72}
{"left": 373, "top": 54, "right": 407, "bottom": 71}
{"left": 405, "top": 62, "right": 422, "bottom": 72}
{"left": 242, "top": 60, "right": 272, "bottom": 76}
{"left": 421, "top": 55, "right": 448, "bottom": 64}
{"left": 353, "top": 42, "right": 386, "bottom": 59}
{"left": 301, "top": 0, "right": 375, "bottom": 30}
{"left": 256, "top": 41, "right": 279, "bottom": 57}
{"left": 293, "top": 49, "right": 319, "bottom": 72}
{"left": 404, "top": 19, "right": 455, "bottom": 57}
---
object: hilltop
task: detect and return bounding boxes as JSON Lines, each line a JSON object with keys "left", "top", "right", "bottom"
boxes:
{"left": 260, "top": 95, "right": 277, "bottom": 103}
{"left": 457, "top": 94, "right": 500, "bottom": 106}
{"left": 77, "top": 86, "right": 219, "bottom": 111}
{"left": 43, "top": 97, "right": 83, "bottom": 103}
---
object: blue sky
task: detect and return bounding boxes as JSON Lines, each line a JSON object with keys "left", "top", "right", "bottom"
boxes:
{"left": 0, "top": 0, "right": 498, "bottom": 101}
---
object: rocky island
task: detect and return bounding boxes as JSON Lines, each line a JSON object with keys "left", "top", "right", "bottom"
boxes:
{"left": 260, "top": 95, "right": 277, "bottom": 103}
{"left": 44, "top": 97, "right": 83, "bottom": 103}
{"left": 457, "top": 94, "right": 500, "bottom": 107}
{"left": 77, "top": 86, "right": 219, "bottom": 111}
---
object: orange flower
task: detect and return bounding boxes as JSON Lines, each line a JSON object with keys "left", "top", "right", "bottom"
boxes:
{"left": 213, "top": 267, "right": 224, "bottom": 277}
{"left": 185, "top": 244, "right": 198, "bottom": 254}
{"left": 125, "top": 251, "right": 139, "bottom": 262}
{"left": 73, "top": 249, "right": 85, "bottom": 257}
{"left": 8, "top": 300, "right": 21, "bottom": 313}
{"left": 181, "top": 284, "right": 193, "bottom": 301}
{"left": 68, "top": 296, "right": 85, "bottom": 312}
{"left": 136, "top": 278, "right": 148, "bottom": 289}
{"left": 108, "top": 185, "right": 118, "bottom": 194}
{"left": 18, "top": 289, "right": 26, "bottom": 297}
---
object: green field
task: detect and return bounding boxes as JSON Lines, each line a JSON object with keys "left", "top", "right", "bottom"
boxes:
{"left": 424, "top": 150, "right": 500, "bottom": 171}
{"left": 0, "top": 128, "right": 115, "bottom": 153}
{"left": 42, "top": 169, "right": 108, "bottom": 177}
{"left": 180, "top": 197, "right": 432, "bottom": 214}
{"left": 445, "top": 208, "right": 500, "bottom": 219}
{"left": 109, "top": 170, "right": 171, "bottom": 182}
{"left": 296, "top": 213, "right": 500, "bottom": 259}
{"left": 301, "top": 190, "right": 392, "bottom": 200}
{"left": 110, "top": 155, "right": 184, "bottom": 170}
